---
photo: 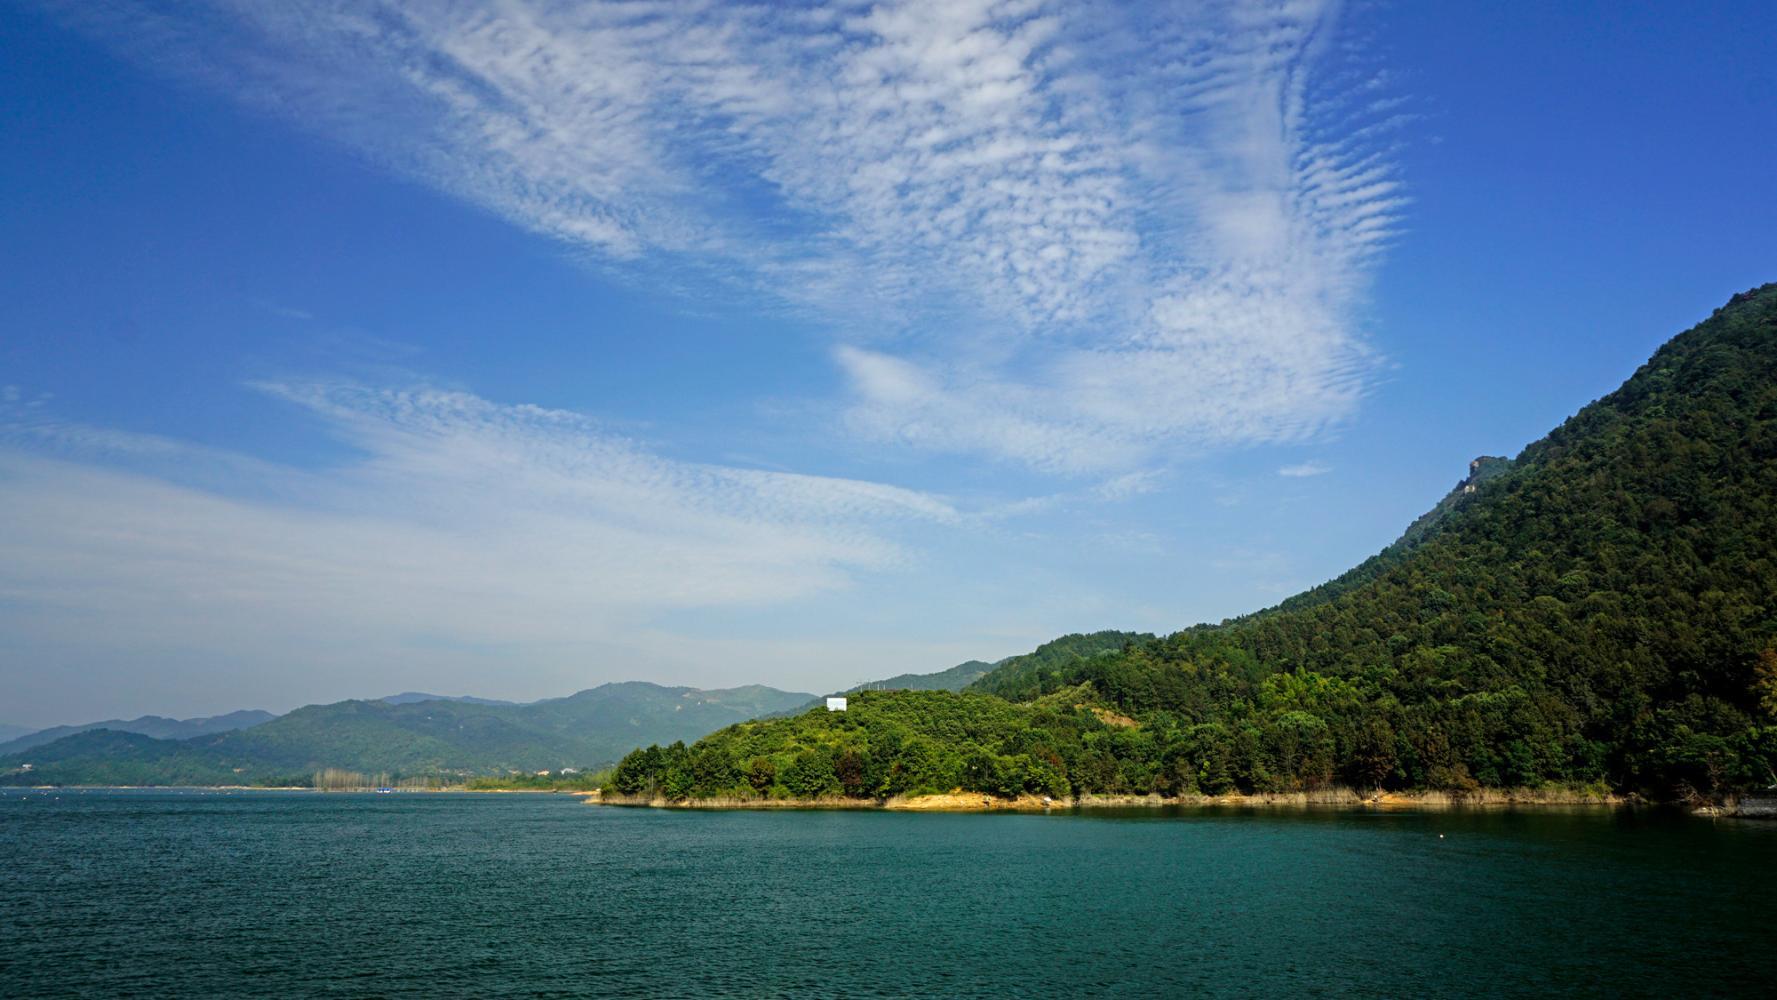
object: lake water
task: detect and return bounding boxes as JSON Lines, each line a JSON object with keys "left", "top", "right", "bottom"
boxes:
{"left": 2, "top": 790, "right": 1772, "bottom": 998}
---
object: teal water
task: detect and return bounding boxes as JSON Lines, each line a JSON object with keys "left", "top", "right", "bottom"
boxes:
{"left": 1, "top": 790, "right": 1772, "bottom": 998}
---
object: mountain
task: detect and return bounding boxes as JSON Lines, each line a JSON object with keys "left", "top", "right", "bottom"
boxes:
{"left": 853, "top": 660, "right": 998, "bottom": 693}
{"left": 1, "top": 682, "right": 816, "bottom": 785}
{"left": 1266, "top": 455, "right": 1515, "bottom": 616}
{"left": 379, "top": 692, "right": 518, "bottom": 707}
{"left": 610, "top": 285, "right": 1777, "bottom": 804}
{"left": 964, "top": 631, "right": 1157, "bottom": 702}
{"left": 0, "top": 723, "right": 34, "bottom": 743}
{"left": 1, "top": 729, "right": 247, "bottom": 786}
{"left": 0, "top": 710, "right": 278, "bottom": 755}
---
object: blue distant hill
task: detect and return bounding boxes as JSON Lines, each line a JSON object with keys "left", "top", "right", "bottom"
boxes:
{"left": 1, "top": 683, "right": 817, "bottom": 784}
{"left": 379, "top": 692, "right": 518, "bottom": 707}
{"left": 0, "top": 710, "right": 278, "bottom": 755}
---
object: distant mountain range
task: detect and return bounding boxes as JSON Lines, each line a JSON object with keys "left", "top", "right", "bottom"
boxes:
{"left": 0, "top": 710, "right": 278, "bottom": 755}
{"left": 0, "top": 690, "right": 631, "bottom": 757}
{"left": 378, "top": 692, "right": 518, "bottom": 707}
{"left": 0, "top": 694, "right": 520, "bottom": 756}
{"left": 1, "top": 682, "right": 818, "bottom": 784}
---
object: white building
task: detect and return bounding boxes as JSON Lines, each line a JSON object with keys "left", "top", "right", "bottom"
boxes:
{"left": 826, "top": 697, "right": 848, "bottom": 712}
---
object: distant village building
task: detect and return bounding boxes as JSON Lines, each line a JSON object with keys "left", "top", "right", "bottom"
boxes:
{"left": 826, "top": 697, "right": 848, "bottom": 712}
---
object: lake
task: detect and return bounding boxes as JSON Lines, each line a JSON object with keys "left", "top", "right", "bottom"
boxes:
{"left": 2, "top": 790, "right": 1772, "bottom": 997}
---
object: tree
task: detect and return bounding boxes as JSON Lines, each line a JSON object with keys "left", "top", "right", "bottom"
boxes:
{"left": 1754, "top": 645, "right": 1777, "bottom": 722}
{"left": 835, "top": 749, "right": 868, "bottom": 797}
{"left": 747, "top": 757, "right": 777, "bottom": 794}
{"left": 1343, "top": 721, "right": 1400, "bottom": 792}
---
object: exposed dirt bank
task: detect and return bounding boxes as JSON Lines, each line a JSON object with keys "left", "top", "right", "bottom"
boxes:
{"left": 589, "top": 785, "right": 1632, "bottom": 812}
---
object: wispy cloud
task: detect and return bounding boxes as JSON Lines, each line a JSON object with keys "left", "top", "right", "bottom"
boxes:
{"left": 45, "top": 0, "right": 1404, "bottom": 473}
{"left": 0, "top": 381, "right": 959, "bottom": 674}
{"left": 1277, "top": 460, "right": 1331, "bottom": 478}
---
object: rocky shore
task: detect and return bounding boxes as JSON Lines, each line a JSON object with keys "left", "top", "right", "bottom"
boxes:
{"left": 585, "top": 784, "right": 1632, "bottom": 812}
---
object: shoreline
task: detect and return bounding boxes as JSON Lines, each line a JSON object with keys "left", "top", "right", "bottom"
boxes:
{"left": 586, "top": 786, "right": 1638, "bottom": 813}
{"left": 34, "top": 784, "right": 1777, "bottom": 818}
{"left": 1, "top": 785, "right": 582, "bottom": 794}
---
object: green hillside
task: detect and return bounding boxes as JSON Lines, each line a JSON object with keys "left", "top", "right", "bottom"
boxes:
{"left": 1266, "top": 455, "right": 1513, "bottom": 616}
{"left": 965, "top": 631, "right": 1156, "bottom": 702}
{"left": 611, "top": 285, "right": 1777, "bottom": 804}
{"left": 0, "top": 730, "right": 249, "bottom": 786}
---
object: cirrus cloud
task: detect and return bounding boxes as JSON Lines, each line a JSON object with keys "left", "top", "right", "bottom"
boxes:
{"left": 0, "top": 379, "right": 959, "bottom": 661}
{"left": 43, "top": 0, "right": 1407, "bottom": 474}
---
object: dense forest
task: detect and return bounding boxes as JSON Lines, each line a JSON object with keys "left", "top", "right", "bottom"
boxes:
{"left": 611, "top": 285, "right": 1777, "bottom": 804}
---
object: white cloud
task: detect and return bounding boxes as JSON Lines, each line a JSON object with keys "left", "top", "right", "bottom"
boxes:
{"left": 1278, "top": 460, "right": 1331, "bottom": 478}
{"left": 828, "top": 0, "right": 1403, "bottom": 472}
{"left": 45, "top": 0, "right": 1405, "bottom": 472}
{"left": 0, "top": 381, "right": 959, "bottom": 670}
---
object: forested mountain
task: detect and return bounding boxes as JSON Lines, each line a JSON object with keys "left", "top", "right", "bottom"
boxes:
{"left": 965, "top": 631, "right": 1157, "bottom": 701}
{"left": 1, "top": 730, "right": 247, "bottom": 786}
{"left": 1, "top": 682, "right": 814, "bottom": 785}
{"left": 612, "top": 285, "right": 1777, "bottom": 804}
{"left": 0, "top": 710, "right": 278, "bottom": 755}
{"left": 1267, "top": 455, "right": 1513, "bottom": 616}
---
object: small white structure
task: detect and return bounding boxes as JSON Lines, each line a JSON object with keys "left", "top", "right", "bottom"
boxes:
{"left": 826, "top": 697, "right": 848, "bottom": 712}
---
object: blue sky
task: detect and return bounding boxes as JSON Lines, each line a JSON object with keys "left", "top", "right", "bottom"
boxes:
{"left": 2, "top": 0, "right": 1772, "bottom": 726}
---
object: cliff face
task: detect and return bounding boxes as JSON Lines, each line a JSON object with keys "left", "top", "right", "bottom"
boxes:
{"left": 1462, "top": 455, "right": 1511, "bottom": 494}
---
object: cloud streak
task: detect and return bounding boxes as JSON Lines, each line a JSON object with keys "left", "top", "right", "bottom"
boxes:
{"left": 46, "top": 0, "right": 1406, "bottom": 474}
{"left": 0, "top": 380, "right": 958, "bottom": 676}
